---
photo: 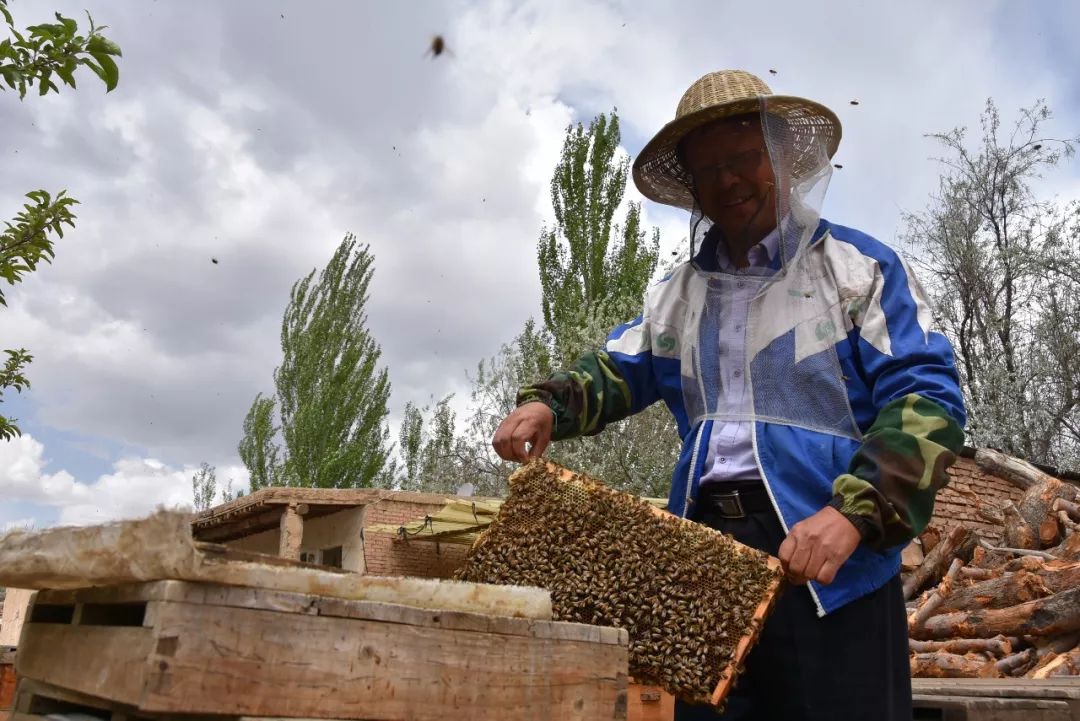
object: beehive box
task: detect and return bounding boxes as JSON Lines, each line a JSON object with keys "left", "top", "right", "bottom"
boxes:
{"left": 14, "top": 580, "right": 629, "bottom": 721}
{"left": 457, "top": 461, "right": 784, "bottom": 707}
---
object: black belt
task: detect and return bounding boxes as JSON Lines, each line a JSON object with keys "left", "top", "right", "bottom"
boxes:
{"left": 697, "top": 481, "right": 774, "bottom": 518}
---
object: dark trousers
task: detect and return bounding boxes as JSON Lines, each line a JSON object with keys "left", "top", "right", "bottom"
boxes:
{"left": 675, "top": 504, "right": 912, "bottom": 721}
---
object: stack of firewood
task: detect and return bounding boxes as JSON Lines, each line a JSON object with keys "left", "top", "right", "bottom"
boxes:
{"left": 904, "top": 456, "right": 1080, "bottom": 679}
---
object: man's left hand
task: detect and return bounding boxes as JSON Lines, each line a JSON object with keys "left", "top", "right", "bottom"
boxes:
{"left": 778, "top": 507, "right": 861, "bottom": 586}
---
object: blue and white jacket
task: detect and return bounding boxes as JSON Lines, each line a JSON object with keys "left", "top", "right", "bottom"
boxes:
{"left": 520, "top": 219, "right": 966, "bottom": 615}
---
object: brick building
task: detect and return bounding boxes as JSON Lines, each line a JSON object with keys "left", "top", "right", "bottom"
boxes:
{"left": 191, "top": 487, "right": 485, "bottom": 579}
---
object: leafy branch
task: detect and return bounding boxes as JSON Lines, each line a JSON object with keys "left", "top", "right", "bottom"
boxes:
{"left": 0, "top": 2, "right": 122, "bottom": 97}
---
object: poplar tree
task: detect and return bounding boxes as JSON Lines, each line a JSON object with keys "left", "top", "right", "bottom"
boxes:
{"left": 239, "top": 235, "right": 393, "bottom": 488}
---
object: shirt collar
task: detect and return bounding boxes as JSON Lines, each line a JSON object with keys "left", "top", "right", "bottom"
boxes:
{"left": 714, "top": 223, "right": 782, "bottom": 273}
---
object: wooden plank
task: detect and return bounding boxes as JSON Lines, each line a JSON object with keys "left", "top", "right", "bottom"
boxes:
{"left": 912, "top": 694, "right": 1074, "bottom": 721}
{"left": 912, "top": 677, "right": 1080, "bottom": 699}
{"left": 92, "top": 581, "right": 601, "bottom": 643}
{"left": 141, "top": 599, "right": 627, "bottom": 720}
{"left": 14, "top": 625, "right": 152, "bottom": 706}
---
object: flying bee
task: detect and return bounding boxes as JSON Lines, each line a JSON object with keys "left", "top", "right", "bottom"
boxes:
{"left": 426, "top": 35, "right": 452, "bottom": 59}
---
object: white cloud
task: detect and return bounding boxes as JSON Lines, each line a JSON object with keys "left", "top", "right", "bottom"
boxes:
{"left": 1, "top": 0, "right": 1079, "bottom": 529}
{"left": 0, "top": 434, "right": 247, "bottom": 527}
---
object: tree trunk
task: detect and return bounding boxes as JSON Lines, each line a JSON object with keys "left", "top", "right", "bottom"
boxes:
{"left": 1034, "top": 632, "right": 1080, "bottom": 660}
{"left": 1048, "top": 531, "right": 1080, "bottom": 562}
{"left": 936, "top": 570, "right": 1052, "bottom": 613}
{"left": 995, "top": 648, "right": 1036, "bottom": 676}
{"left": 1056, "top": 497, "right": 1080, "bottom": 523}
{"left": 970, "top": 545, "right": 1011, "bottom": 570}
{"left": 909, "top": 637, "right": 1012, "bottom": 657}
{"left": 910, "top": 652, "right": 997, "bottom": 678}
{"left": 1017, "top": 478, "right": 1078, "bottom": 548}
{"left": 913, "top": 586, "right": 1080, "bottom": 640}
{"left": 1031, "top": 649, "right": 1080, "bottom": 678}
{"left": 959, "top": 566, "right": 1000, "bottom": 581}
{"left": 903, "top": 526, "right": 977, "bottom": 600}
{"left": 1002, "top": 501, "right": 1039, "bottom": 549}
{"left": 973, "top": 448, "right": 1057, "bottom": 491}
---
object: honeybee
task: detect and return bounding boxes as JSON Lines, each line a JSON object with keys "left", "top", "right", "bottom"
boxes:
{"left": 426, "top": 35, "right": 452, "bottom": 59}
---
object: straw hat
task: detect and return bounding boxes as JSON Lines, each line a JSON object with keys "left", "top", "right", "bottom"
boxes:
{"left": 632, "top": 70, "right": 841, "bottom": 210}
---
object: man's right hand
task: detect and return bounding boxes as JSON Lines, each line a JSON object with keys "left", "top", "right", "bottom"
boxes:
{"left": 492, "top": 402, "right": 554, "bottom": 462}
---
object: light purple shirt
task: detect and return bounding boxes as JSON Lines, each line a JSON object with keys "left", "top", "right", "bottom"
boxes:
{"left": 700, "top": 227, "right": 782, "bottom": 485}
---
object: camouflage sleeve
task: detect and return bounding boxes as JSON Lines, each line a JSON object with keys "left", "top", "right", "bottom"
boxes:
{"left": 516, "top": 350, "right": 634, "bottom": 441}
{"left": 828, "top": 393, "right": 965, "bottom": 550}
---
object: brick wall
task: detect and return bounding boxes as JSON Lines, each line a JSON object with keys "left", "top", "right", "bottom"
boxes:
{"left": 362, "top": 497, "right": 472, "bottom": 579}
{"left": 930, "top": 456, "right": 1024, "bottom": 542}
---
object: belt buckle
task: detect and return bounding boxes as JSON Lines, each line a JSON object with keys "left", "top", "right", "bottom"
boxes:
{"left": 715, "top": 490, "right": 745, "bottom": 519}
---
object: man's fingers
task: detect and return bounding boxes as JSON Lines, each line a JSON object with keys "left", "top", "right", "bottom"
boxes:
{"left": 529, "top": 433, "right": 550, "bottom": 458}
{"left": 778, "top": 536, "right": 808, "bottom": 584}
{"left": 787, "top": 541, "right": 812, "bottom": 582}
{"left": 817, "top": 558, "right": 841, "bottom": 586}
{"left": 778, "top": 535, "right": 795, "bottom": 565}
{"left": 803, "top": 544, "right": 830, "bottom": 586}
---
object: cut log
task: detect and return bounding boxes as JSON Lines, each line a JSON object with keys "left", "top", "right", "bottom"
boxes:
{"left": 1058, "top": 511, "right": 1078, "bottom": 536}
{"left": 1034, "top": 632, "right": 1080, "bottom": 660}
{"left": 920, "top": 526, "right": 942, "bottom": 555}
{"left": 1017, "top": 478, "right": 1078, "bottom": 548}
{"left": 994, "top": 648, "right": 1036, "bottom": 676}
{"left": 1002, "top": 501, "right": 1039, "bottom": 550}
{"left": 909, "top": 637, "right": 1011, "bottom": 657}
{"left": 1033, "top": 648, "right": 1080, "bottom": 678}
{"left": 979, "top": 539, "right": 1056, "bottom": 560}
{"left": 936, "top": 570, "right": 1052, "bottom": 614}
{"left": 903, "top": 526, "right": 976, "bottom": 600}
{"left": 1056, "top": 497, "right": 1080, "bottom": 523}
{"left": 970, "top": 545, "right": 1011, "bottom": 570}
{"left": 910, "top": 558, "right": 963, "bottom": 629}
{"left": 1048, "top": 531, "right": 1080, "bottom": 561}
{"left": 1028, "top": 652, "right": 1061, "bottom": 678}
{"left": 901, "top": 540, "right": 925, "bottom": 572}
{"left": 973, "top": 448, "right": 1056, "bottom": 491}
{"left": 958, "top": 567, "right": 1000, "bottom": 581}
{"left": 913, "top": 586, "right": 1080, "bottom": 640}
{"left": 975, "top": 502, "right": 1005, "bottom": 526}
{"left": 910, "top": 652, "right": 997, "bottom": 679}
{"left": 1003, "top": 555, "right": 1050, "bottom": 573}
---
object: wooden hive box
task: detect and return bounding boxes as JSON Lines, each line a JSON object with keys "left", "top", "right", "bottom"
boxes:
{"left": 14, "top": 580, "right": 629, "bottom": 721}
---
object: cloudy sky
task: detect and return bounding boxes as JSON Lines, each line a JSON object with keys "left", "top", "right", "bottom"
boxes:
{"left": 2, "top": 0, "right": 1079, "bottom": 529}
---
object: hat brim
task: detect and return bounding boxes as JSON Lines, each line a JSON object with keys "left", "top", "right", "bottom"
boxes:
{"left": 632, "top": 95, "right": 841, "bottom": 211}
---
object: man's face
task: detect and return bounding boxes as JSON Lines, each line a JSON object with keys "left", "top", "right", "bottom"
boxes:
{"left": 681, "top": 117, "right": 779, "bottom": 244}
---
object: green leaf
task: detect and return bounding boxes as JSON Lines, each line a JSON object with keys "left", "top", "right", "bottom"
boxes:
{"left": 87, "top": 52, "right": 118, "bottom": 91}
{"left": 56, "top": 60, "right": 76, "bottom": 88}
{"left": 37, "top": 69, "right": 51, "bottom": 95}
{"left": 87, "top": 34, "right": 121, "bottom": 56}
{"left": 0, "top": 4, "right": 13, "bottom": 27}
{"left": 55, "top": 13, "right": 77, "bottom": 34}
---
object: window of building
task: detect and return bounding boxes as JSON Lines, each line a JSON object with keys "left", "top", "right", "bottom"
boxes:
{"left": 321, "top": 545, "right": 343, "bottom": 569}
